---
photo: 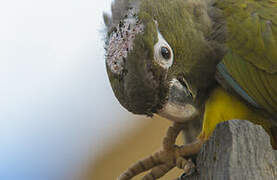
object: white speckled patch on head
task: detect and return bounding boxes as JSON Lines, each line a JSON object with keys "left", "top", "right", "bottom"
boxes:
{"left": 106, "top": 9, "right": 144, "bottom": 75}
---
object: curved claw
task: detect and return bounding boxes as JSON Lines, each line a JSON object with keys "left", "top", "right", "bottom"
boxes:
{"left": 180, "top": 172, "right": 188, "bottom": 180}
{"left": 118, "top": 122, "right": 203, "bottom": 180}
{"left": 176, "top": 157, "right": 195, "bottom": 175}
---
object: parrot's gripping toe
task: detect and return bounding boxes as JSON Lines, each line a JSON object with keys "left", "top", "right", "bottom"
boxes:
{"left": 176, "top": 157, "right": 195, "bottom": 176}
{"left": 117, "top": 123, "right": 203, "bottom": 180}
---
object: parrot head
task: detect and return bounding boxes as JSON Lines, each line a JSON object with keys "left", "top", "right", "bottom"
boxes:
{"left": 105, "top": 0, "right": 222, "bottom": 122}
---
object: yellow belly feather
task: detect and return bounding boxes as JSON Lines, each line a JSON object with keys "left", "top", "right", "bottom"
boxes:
{"left": 198, "top": 87, "right": 271, "bottom": 141}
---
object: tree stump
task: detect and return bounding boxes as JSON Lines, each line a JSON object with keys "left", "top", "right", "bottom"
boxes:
{"left": 186, "top": 120, "right": 277, "bottom": 180}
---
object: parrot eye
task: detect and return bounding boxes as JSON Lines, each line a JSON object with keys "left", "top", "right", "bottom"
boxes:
{"left": 160, "top": 47, "right": 171, "bottom": 60}
{"left": 154, "top": 31, "right": 174, "bottom": 69}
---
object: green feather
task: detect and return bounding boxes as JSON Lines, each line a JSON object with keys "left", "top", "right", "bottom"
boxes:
{"left": 216, "top": 0, "right": 277, "bottom": 117}
{"left": 140, "top": 0, "right": 220, "bottom": 89}
{"left": 216, "top": 0, "right": 277, "bottom": 72}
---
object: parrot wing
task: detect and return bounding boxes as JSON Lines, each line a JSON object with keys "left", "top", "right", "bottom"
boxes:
{"left": 215, "top": 0, "right": 277, "bottom": 117}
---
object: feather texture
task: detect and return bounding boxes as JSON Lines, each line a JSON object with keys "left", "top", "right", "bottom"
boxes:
{"left": 215, "top": 0, "right": 277, "bottom": 118}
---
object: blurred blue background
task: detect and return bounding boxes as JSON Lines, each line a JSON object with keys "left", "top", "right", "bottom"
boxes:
{"left": 0, "top": 0, "right": 140, "bottom": 179}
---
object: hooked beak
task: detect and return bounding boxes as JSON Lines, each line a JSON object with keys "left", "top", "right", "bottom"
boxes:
{"left": 157, "top": 78, "right": 199, "bottom": 122}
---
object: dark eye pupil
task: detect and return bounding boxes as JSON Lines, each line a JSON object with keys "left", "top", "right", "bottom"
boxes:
{"left": 160, "top": 47, "right": 171, "bottom": 60}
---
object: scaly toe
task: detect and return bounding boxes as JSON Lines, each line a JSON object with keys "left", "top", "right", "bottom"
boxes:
{"left": 176, "top": 157, "right": 196, "bottom": 176}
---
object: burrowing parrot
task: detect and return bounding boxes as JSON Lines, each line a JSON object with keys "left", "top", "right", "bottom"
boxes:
{"left": 103, "top": 0, "right": 277, "bottom": 179}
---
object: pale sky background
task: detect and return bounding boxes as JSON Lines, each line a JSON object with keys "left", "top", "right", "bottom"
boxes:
{"left": 0, "top": 0, "right": 142, "bottom": 179}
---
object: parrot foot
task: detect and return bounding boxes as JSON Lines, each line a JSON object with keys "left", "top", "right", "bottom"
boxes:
{"left": 176, "top": 157, "right": 195, "bottom": 176}
{"left": 117, "top": 123, "right": 203, "bottom": 180}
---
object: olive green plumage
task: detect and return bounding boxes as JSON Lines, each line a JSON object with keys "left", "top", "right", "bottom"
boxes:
{"left": 105, "top": 0, "right": 222, "bottom": 116}
{"left": 104, "top": 0, "right": 277, "bottom": 125}
{"left": 215, "top": 0, "right": 277, "bottom": 118}
{"left": 140, "top": 0, "right": 220, "bottom": 89}
{"left": 104, "top": 0, "right": 277, "bottom": 178}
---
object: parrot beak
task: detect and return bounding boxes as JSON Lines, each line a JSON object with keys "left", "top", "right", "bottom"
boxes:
{"left": 157, "top": 78, "right": 199, "bottom": 122}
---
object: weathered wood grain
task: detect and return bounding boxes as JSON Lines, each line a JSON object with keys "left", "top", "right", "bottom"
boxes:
{"left": 185, "top": 120, "right": 277, "bottom": 180}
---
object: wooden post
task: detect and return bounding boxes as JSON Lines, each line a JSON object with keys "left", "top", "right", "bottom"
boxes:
{"left": 186, "top": 120, "right": 277, "bottom": 180}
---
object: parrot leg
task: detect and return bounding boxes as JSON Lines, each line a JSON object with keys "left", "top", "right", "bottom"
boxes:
{"left": 117, "top": 123, "right": 204, "bottom": 180}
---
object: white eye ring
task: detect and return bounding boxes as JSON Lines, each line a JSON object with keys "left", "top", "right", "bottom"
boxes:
{"left": 154, "top": 31, "right": 174, "bottom": 69}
